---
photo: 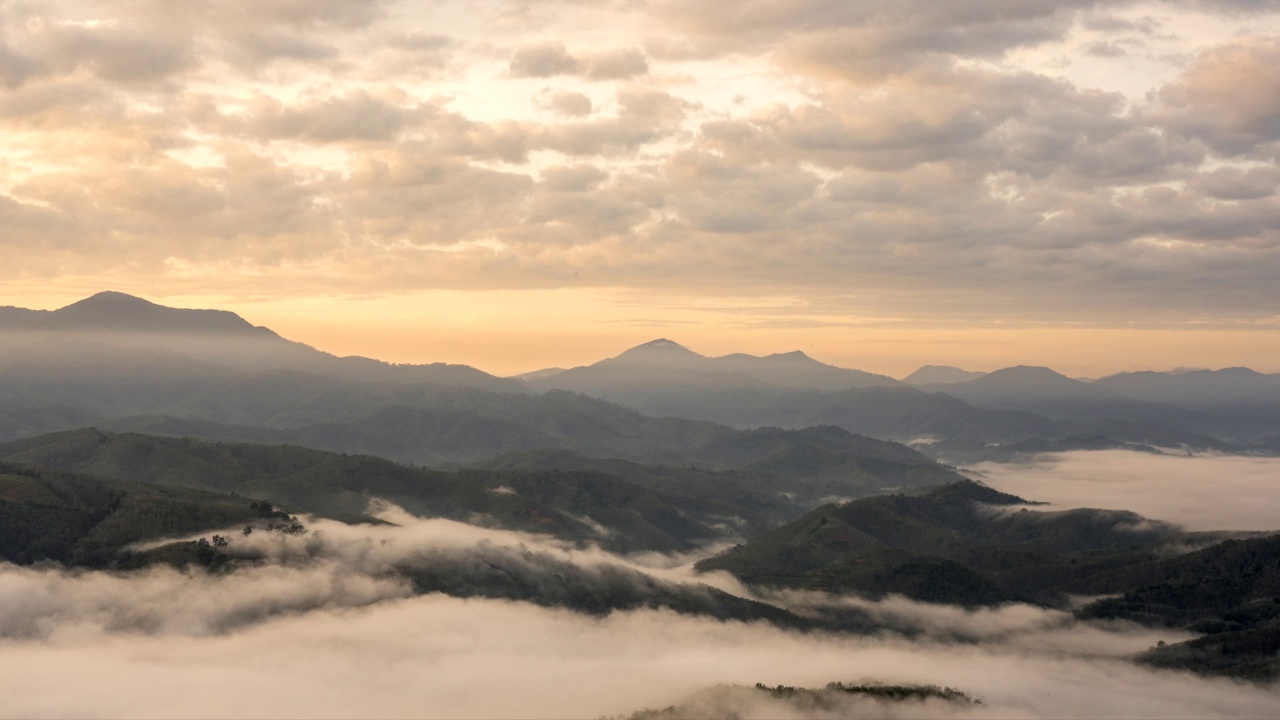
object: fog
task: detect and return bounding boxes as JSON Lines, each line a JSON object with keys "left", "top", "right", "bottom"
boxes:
{"left": 2, "top": 504, "right": 1278, "bottom": 719}
{"left": 971, "top": 450, "right": 1280, "bottom": 532}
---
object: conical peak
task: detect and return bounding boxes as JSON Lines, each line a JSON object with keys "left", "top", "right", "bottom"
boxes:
{"left": 51, "top": 291, "right": 261, "bottom": 335}
{"left": 983, "top": 365, "right": 1072, "bottom": 381}
{"left": 619, "top": 338, "right": 697, "bottom": 355}
{"left": 763, "top": 350, "right": 810, "bottom": 360}
{"left": 634, "top": 338, "right": 688, "bottom": 350}
{"left": 612, "top": 338, "right": 705, "bottom": 364}
{"left": 61, "top": 291, "right": 157, "bottom": 310}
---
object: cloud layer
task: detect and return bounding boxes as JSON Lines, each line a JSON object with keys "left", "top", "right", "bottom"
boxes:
{"left": 1, "top": 493, "right": 1279, "bottom": 718}
{"left": 972, "top": 450, "right": 1280, "bottom": 532}
{"left": 1, "top": 0, "right": 1279, "bottom": 334}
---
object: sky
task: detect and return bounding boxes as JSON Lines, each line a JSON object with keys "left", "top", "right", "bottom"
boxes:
{"left": 1, "top": 0, "right": 1279, "bottom": 377}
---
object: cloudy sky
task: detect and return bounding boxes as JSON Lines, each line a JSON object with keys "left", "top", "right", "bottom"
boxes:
{"left": 1, "top": 0, "right": 1278, "bottom": 376}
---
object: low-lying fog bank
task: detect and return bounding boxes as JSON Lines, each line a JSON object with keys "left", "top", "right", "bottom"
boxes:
{"left": 971, "top": 450, "right": 1280, "bottom": 532}
{"left": 1, "top": 504, "right": 1277, "bottom": 719}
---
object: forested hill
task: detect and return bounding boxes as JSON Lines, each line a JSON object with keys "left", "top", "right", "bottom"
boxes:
{"left": 696, "top": 481, "right": 1198, "bottom": 607}
{"left": 0, "top": 428, "right": 963, "bottom": 555}
{"left": 0, "top": 462, "right": 277, "bottom": 567}
{"left": 696, "top": 480, "right": 1280, "bottom": 680}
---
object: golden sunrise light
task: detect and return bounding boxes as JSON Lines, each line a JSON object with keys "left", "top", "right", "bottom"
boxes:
{"left": 1, "top": 0, "right": 1278, "bottom": 376}
{"left": 7, "top": 4, "right": 1280, "bottom": 717}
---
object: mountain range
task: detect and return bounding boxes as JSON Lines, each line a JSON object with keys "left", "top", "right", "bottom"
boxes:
{"left": 3, "top": 293, "right": 1279, "bottom": 462}
{"left": 522, "top": 339, "right": 1280, "bottom": 452}
{"left": 2, "top": 292, "right": 1279, "bottom": 682}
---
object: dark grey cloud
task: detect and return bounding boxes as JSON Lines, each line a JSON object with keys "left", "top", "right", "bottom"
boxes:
{"left": 654, "top": 0, "right": 1092, "bottom": 68}
{"left": 539, "top": 88, "right": 593, "bottom": 116}
{"left": 541, "top": 164, "right": 607, "bottom": 192}
{"left": 581, "top": 47, "right": 648, "bottom": 80}
{"left": 386, "top": 32, "right": 452, "bottom": 53}
{"left": 510, "top": 41, "right": 580, "bottom": 77}
{"left": 227, "top": 30, "right": 339, "bottom": 67}
{"left": 1188, "top": 165, "right": 1280, "bottom": 200}
{"left": 238, "top": 91, "right": 425, "bottom": 142}
{"left": 0, "top": 39, "right": 38, "bottom": 88}
{"left": 511, "top": 42, "right": 648, "bottom": 80}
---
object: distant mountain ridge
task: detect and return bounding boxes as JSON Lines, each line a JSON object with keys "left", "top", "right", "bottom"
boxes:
{"left": 901, "top": 365, "right": 986, "bottom": 385}
{"left": 1092, "top": 367, "right": 1280, "bottom": 411}
{"left": 3, "top": 293, "right": 1279, "bottom": 457}
{"left": 525, "top": 338, "right": 902, "bottom": 396}
{"left": 0, "top": 292, "right": 522, "bottom": 393}
{"left": 0, "top": 291, "right": 276, "bottom": 335}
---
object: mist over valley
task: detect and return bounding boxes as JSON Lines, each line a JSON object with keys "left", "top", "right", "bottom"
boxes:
{"left": 0, "top": 292, "right": 1278, "bottom": 717}
{"left": 4, "top": 0, "right": 1280, "bottom": 715}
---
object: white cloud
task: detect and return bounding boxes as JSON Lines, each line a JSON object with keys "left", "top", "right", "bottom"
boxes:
{"left": 0, "top": 505, "right": 1277, "bottom": 718}
{"left": 972, "top": 450, "right": 1280, "bottom": 532}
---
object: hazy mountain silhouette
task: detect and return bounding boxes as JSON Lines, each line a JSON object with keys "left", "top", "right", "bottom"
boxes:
{"left": 901, "top": 365, "right": 986, "bottom": 385}
{"left": 0, "top": 291, "right": 276, "bottom": 335}
{"left": 919, "top": 366, "right": 1112, "bottom": 404}
{"left": 1092, "top": 368, "right": 1280, "bottom": 412}
{"left": 0, "top": 292, "right": 521, "bottom": 392}
{"left": 4, "top": 294, "right": 1279, "bottom": 457}
{"left": 526, "top": 339, "right": 901, "bottom": 396}
{"left": 917, "top": 365, "right": 1280, "bottom": 443}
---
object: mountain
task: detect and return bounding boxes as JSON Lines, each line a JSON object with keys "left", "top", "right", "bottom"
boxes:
{"left": 0, "top": 460, "right": 284, "bottom": 567}
{"left": 0, "top": 428, "right": 964, "bottom": 552}
{"left": 0, "top": 445, "right": 841, "bottom": 631}
{"left": 1079, "top": 533, "right": 1280, "bottom": 681}
{"left": 1092, "top": 368, "right": 1280, "bottom": 413}
{"left": 915, "top": 365, "right": 1280, "bottom": 443}
{"left": 524, "top": 342, "right": 1059, "bottom": 444}
{"left": 0, "top": 292, "right": 522, "bottom": 392}
{"left": 0, "top": 291, "right": 274, "bottom": 335}
{"left": 711, "top": 350, "right": 902, "bottom": 391}
{"left": 5, "top": 294, "right": 1277, "bottom": 459}
{"left": 920, "top": 365, "right": 1113, "bottom": 405}
{"left": 695, "top": 480, "right": 1202, "bottom": 607}
{"left": 0, "top": 429, "right": 717, "bottom": 553}
{"left": 0, "top": 315, "right": 1000, "bottom": 469}
{"left": 901, "top": 365, "right": 986, "bottom": 385}
{"left": 514, "top": 367, "right": 566, "bottom": 381}
{"left": 525, "top": 339, "right": 901, "bottom": 397}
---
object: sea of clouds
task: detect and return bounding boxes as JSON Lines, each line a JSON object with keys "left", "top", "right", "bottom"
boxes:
{"left": 972, "top": 450, "right": 1280, "bottom": 532}
{"left": 2, "top": 452, "right": 1279, "bottom": 718}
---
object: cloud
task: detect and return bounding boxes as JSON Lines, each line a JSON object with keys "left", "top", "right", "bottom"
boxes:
{"left": 510, "top": 42, "right": 648, "bottom": 80}
{"left": 656, "top": 0, "right": 1085, "bottom": 70}
{"left": 231, "top": 91, "right": 425, "bottom": 142}
{"left": 581, "top": 48, "right": 649, "bottom": 80}
{"left": 971, "top": 450, "right": 1280, "bottom": 532}
{"left": 510, "top": 41, "right": 580, "bottom": 77}
{"left": 0, "top": 505, "right": 1277, "bottom": 718}
{"left": 1154, "top": 35, "right": 1280, "bottom": 155}
{"left": 539, "top": 88, "right": 593, "bottom": 116}
{"left": 1188, "top": 165, "right": 1280, "bottom": 200}
{"left": 2, "top": 1, "right": 1280, "bottom": 329}
{"left": 540, "top": 164, "right": 607, "bottom": 192}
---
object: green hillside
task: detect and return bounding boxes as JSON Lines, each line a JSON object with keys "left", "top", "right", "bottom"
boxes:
{"left": 1080, "top": 534, "right": 1280, "bottom": 681}
{"left": 0, "top": 462, "right": 270, "bottom": 567}
{"left": 696, "top": 481, "right": 1187, "bottom": 606}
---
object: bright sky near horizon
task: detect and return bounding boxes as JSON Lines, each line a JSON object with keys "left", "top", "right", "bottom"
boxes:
{"left": 1, "top": 0, "right": 1279, "bottom": 377}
